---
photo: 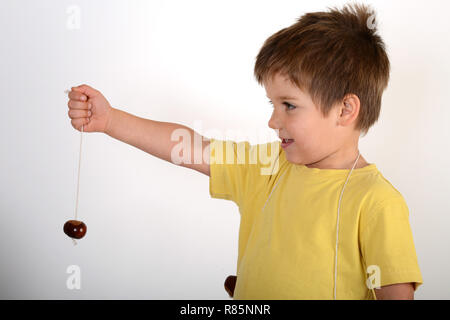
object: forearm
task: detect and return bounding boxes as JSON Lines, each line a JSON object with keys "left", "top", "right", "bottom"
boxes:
{"left": 104, "top": 107, "right": 197, "bottom": 166}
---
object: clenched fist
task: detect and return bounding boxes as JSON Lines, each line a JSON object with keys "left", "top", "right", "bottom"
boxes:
{"left": 67, "top": 84, "right": 113, "bottom": 133}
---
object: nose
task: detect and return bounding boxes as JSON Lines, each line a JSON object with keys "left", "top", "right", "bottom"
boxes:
{"left": 268, "top": 109, "right": 282, "bottom": 130}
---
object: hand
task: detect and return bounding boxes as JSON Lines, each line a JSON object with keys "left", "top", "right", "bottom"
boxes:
{"left": 67, "top": 84, "right": 113, "bottom": 133}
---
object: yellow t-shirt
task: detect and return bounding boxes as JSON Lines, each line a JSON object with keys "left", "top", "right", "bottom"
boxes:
{"left": 209, "top": 138, "right": 423, "bottom": 299}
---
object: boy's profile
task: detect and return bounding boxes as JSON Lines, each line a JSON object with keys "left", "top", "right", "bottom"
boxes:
{"left": 66, "top": 2, "right": 423, "bottom": 299}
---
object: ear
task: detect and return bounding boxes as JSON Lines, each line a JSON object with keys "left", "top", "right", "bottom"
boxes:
{"left": 337, "top": 94, "right": 360, "bottom": 127}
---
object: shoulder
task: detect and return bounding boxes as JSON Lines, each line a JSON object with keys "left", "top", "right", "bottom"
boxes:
{"left": 358, "top": 169, "right": 410, "bottom": 229}
{"left": 209, "top": 138, "right": 286, "bottom": 205}
{"left": 360, "top": 169, "right": 406, "bottom": 208}
{"left": 210, "top": 138, "right": 285, "bottom": 175}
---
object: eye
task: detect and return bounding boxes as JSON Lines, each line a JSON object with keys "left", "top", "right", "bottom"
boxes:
{"left": 267, "top": 100, "right": 296, "bottom": 111}
{"left": 283, "top": 102, "right": 296, "bottom": 110}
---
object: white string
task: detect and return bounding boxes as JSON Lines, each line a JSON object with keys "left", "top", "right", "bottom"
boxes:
{"left": 333, "top": 151, "right": 361, "bottom": 300}
{"left": 261, "top": 170, "right": 287, "bottom": 212}
{"left": 65, "top": 89, "right": 85, "bottom": 246}
{"left": 261, "top": 150, "right": 363, "bottom": 299}
{"left": 75, "top": 124, "right": 83, "bottom": 221}
{"left": 71, "top": 124, "right": 83, "bottom": 246}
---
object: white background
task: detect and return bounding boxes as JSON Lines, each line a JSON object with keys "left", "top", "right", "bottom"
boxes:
{"left": 0, "top": 0, "right": 449, "bottom": 299}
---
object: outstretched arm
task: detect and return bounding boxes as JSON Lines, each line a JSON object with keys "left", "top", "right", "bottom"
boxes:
{"left": 105, "top": 108, "right": 211, "bottom": 176}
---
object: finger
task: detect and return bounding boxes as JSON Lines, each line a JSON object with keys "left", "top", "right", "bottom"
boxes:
{"left": 68, "top": 109, "right": 91, "bottom": 119}
{"left": 71, "top": 118, "right": 90, "bottom": 131}
{"left": 68, "top": 99, "right": 89, "bottom": 110}
{"left": 68, "top": 90, "right": 88, "bottom": 102}
{"left": 71, "top": 84, "right": 99, "bottom": 98}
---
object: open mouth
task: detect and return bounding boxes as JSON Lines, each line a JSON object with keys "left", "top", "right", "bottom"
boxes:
{"left": 281, "top": 138, "right": 294, "bottom": 148}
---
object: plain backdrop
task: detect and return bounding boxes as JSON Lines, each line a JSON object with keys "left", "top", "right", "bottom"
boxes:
{"left": 0, "top": 0, "right": 449, "bottom": 299}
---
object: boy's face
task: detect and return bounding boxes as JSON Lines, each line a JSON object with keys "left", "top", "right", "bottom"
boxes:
{"left": 264, "top": 73, "right": 345, "bottom": 166}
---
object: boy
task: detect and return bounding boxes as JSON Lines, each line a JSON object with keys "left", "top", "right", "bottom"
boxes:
{"left": 66, "top": 3, "right": 423, "bottom": 299}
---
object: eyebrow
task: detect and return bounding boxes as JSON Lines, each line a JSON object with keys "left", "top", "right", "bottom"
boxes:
{"left": 266, "top": 95, "right": 298, "bottom": 100}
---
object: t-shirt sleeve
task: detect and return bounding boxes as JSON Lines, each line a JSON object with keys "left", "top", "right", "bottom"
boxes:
{"left": 359, "top": 196, "right": 423, "bottom": 292}
{"left": 208, "top": 138, "right": 279, "bottom": 208}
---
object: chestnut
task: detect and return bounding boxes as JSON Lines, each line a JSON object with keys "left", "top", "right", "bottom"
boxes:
{"left": 224, "top": 275, "right": 237, "bottom": 298}
{"left": 63, "top": 220, "right": 87, "bottom": 239}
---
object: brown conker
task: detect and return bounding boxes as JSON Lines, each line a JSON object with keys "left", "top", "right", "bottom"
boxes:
{"left": 63, "top": 220, "right": 87, "bottom": 239}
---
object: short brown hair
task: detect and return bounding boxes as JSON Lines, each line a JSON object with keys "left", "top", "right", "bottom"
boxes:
{"left": 254, "top": 2, "right": 390, "bottom": 136}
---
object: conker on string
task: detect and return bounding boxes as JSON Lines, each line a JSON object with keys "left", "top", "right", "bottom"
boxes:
{"left": 224, "top": 275, "right": 237, "bottom": 298}
{"left": 64, "top": 220, "right": 87, "bottom": 239}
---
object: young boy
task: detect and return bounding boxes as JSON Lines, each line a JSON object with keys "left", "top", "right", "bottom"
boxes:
{"left": 66, "top": 3, "right": 423, "bottom": 299}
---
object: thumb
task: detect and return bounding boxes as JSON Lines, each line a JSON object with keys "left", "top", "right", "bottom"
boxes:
{"left": 71, "top": 84, "right": 99, "bottom": 98}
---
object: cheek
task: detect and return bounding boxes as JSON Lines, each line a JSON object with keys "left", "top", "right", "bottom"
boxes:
{"left": 290, "top": 117, "right": 333, "bottom": 154}
{"left": 289, "top": 117, "right": 319, "bottom": 145}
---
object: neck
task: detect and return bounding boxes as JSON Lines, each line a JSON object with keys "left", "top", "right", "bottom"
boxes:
{"left": 305, "top": 145, "right": 368, "bottom": 170}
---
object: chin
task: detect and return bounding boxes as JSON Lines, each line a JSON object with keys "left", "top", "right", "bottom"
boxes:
{"left": 284, "top": 152, "right": 303, "bottom": 165}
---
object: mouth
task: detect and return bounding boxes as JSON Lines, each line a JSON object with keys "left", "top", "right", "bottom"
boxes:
{"left": 281, "top": 138, "right": 294, "bottom": 148}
